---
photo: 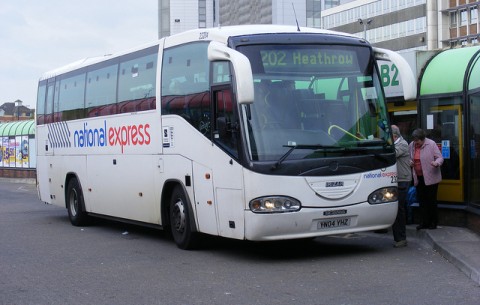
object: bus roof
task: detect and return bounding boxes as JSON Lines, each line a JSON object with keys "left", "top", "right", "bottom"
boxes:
{"left": 39, "top": 40, "right": 160, "bottom": 81}
{"left": 40, "top": 24, "right": 360, "bottom": 81}
{"left": 163, "top": 24, "right": 358, "bottom": 48}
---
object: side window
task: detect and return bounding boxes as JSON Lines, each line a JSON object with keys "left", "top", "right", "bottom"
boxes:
{"left": 36, "top": 81, "right": 47, "bottom": 125}
{"left": 86, "top": 63, "right": 118, "bottom": 117}
{"left": 45, "top": 81, "right": 55, "bottom": 124}
{"left": 59, "top": 72, "right": 86, "bottom": 121}
{"left": 212, "top": 61, "right": 231, "bottom": 84}
{"left": 214, "top": 88, "right": 238, "bottom": 158}
{"left": 161, "top": 42, "right": 210, "bottom": 135}
{"left": 53, "top": 80, "right": 60, "bottom": 122}
{"left": 211, "top": 61, "right": 239, "bottom": 157}
{"left": 118, "top": 47, "right": 158, "bottom": 113}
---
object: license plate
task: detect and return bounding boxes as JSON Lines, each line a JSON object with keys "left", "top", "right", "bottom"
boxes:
{"left": 317, "top": 217, "right": 351, "bottom": 230}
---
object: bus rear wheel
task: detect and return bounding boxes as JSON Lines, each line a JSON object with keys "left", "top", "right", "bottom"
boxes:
{"left": 66, "top": 178, "right": 89, "bottom": 226}
{"left": 169, "top": 185, "right": 199, "bottom": 250}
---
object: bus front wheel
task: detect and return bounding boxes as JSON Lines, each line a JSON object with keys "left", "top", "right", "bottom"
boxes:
{"left": 66, "top": 178, "right": 89, "bottom": 226}
{"left": 169, "top": 186, "right": 199, "bottom": 250}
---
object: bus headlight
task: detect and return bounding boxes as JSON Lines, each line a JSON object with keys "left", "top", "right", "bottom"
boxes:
{"left": 249, "top": 196, "right": 301, "bottom": 213}
{"left": 368, "top": 187, "right": 398, "bottom": 204}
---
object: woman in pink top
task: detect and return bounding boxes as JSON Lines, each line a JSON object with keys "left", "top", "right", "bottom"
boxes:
{"left": 409, "top": 128, "right": 444, "bottom": 230}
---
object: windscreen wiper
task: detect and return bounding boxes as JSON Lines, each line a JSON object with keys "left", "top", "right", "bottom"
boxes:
{"left": 272, "top": 144, "right": 344, "bottom": 170}
{"left": 271, "top": 142, "right": 391, "bottom": 170}
{"left": 330, "top": 144, "right": 391, "bottom": 162}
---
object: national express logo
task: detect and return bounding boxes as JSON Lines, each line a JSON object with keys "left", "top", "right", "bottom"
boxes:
{"left": 73, "top": 121, "right": 151, "bottom": 153}
{"left": 363, "top": 170, "right": 397, "bottom": 183}
{"left": 48, "top": 121, "right": 151, "bottom": 153}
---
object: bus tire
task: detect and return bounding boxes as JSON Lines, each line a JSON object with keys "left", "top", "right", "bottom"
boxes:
{"left": 169, "top": 185, "right": 199, "bottom": 250}
{"left": 66, "top": 177, "right": 89, "bottom": 226}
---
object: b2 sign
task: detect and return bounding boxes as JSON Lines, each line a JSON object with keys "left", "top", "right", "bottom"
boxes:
{"left": 377, "top": 60, "right": 403, "bottom": 98}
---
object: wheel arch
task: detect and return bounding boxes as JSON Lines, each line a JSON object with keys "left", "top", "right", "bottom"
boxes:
{"left": 64, "top": 173, "right": 84, "bottom": 210}
{"left": 161, "top": 179, "right": 198, "bottom": 233}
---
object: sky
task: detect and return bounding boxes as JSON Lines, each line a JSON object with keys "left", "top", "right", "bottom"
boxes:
{"left": 0, "top": 0, "right": 158, "bottom": 108}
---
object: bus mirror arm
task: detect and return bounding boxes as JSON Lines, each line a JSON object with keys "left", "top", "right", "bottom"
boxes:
{"left": 208, "top": 41, "right": 254, "bottom": 104}
{"left": 373, "top": 47, "right": 417, "bottom": 101}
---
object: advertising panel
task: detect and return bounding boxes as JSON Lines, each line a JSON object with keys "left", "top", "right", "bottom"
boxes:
{"left": 0, "top": 137, "right": 4, "bottom": 167}
{"left": 20, "top": 136, "right": 29, "bottom": 167}
{"left": 9, "top": 137, "right": 16, "bottom": 167}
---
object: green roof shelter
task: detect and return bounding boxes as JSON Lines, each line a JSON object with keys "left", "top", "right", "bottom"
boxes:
{"left": 0, "top": 120, "right": 36, "bottom": 169}
{"left": 0, "top": 120, "right": 35, "bottom": 137}
{"left": 418, "top": 46, "right": 480, "bottom": 209}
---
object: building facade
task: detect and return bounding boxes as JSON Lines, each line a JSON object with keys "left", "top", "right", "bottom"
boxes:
{"left": 446, "top": 0, "right": 480, "bottom": 47}
{"left": 0, "top": 101, "right": 34, "bottom": 123}
{"left": 322, "top": 0, "right": 480, "bottom": 52}
{"left": 219, "top": 0, "right": 273, "bottom": 25}
{"left": 158, "top": 0, "right": 480, "bottom": 51}
{"left": 322, "top": 0, "right": 431, "bottom": 51}
{"left": 158, "top": 0, "right": 217, "bottom": 38}
{"left": 158, "top": 0, "right": 329, "bottom": 37}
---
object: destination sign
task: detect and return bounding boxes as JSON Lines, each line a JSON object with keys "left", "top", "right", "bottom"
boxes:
{"left": 260, "top": 48, "right": 360, "bottom": 73}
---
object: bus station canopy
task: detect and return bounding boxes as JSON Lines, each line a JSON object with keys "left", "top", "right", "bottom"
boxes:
{"left": 469, "top": 50, "right": 480, "bottom": 92}
{"left": 420, "top": 46, "right": 480, "bottom": 96}
{"left": 0, "top": 120, "right": 35, "bottom": 137}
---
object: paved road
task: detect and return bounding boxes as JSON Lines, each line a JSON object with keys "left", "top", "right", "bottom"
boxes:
{"left": 1, "top": 181, "right": 479, "bottom": 305}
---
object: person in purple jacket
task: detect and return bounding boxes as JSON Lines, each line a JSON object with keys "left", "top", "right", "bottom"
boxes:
{"left": 409, "top": 128, "right": 444, "bottom": 230}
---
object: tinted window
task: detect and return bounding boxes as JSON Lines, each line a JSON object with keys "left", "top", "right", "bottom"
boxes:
{"left": 59, "top": 72, "right": 86, "bottom": 120}
{"left": 36, "top": 82, "right": 46, "bottom": 124}
{"left": 86, "top": 63, "right": 118, "bottom": 117}
{"left": 45, "top": 82, "right": 55, "bottom": 124}
{"left": 118, "top": 51, "right": 157, "bottom": 113}
{"left": 38, "top": 45, "right": 159, "bottom": 122}
{"left": 161, "top": 42, "right": 211, "bottom": 135}
{"left": 161, "top": 42, "right": 209, "bottom": 97}
{"left": 212, "top": 61, "right": 231, "bottom": 84}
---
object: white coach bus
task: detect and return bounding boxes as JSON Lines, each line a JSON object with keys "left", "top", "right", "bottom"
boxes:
{"left": 36, "top": 25, "right": 416, "bottom": 249}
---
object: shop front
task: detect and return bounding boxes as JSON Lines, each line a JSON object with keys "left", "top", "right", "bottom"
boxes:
{"left": 418, "top": 46, "right": 480, "bottom": 215}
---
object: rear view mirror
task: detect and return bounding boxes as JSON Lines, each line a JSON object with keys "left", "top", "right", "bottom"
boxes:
{"left": 208, "top": 41, "right": 254, "bottom": 104}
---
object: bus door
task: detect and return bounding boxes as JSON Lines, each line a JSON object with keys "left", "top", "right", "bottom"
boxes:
{"left": 191, "top": 85, "right": 239, "bottom": 237}
{"left": 423, "top": 105, "right": 464, "bottom": 202}
{"left": 204, "top": 84, "right": 245, "bottom": 239}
